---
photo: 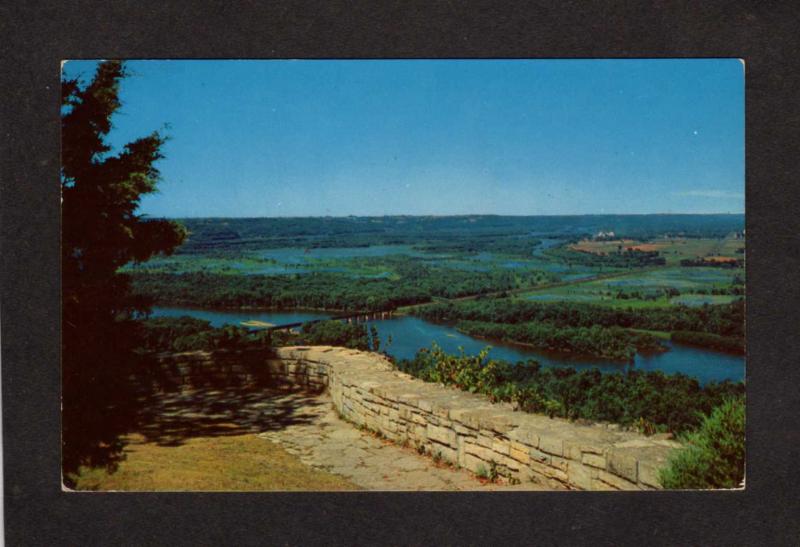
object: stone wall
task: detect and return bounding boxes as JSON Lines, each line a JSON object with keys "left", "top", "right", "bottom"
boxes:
{"left": 153, "top": 346, "right": 680, "bottom": 490}
{"left": 267, "top": 346, "right": 681, "bottom": 491}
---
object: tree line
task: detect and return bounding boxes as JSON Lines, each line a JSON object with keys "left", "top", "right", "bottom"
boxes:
{"left": 454, "top": 321, "right": 665, "bottom": 361}
{"left": 415, "top": 299, "right": 745, "bottom": 339}
{"left": 129, "top": 267, "right": 548, "bottom": 312}
{"left": 545, "top": 247, "right": 666, "bottom": 268}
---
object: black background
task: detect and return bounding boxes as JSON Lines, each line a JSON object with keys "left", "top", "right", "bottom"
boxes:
{"left": 2, "top": 1, "right": 799, "bottom": 545}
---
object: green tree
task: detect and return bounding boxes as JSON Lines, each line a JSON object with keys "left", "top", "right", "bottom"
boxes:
{"left": 61, "top": 61, "right": 186, "bottom": 481}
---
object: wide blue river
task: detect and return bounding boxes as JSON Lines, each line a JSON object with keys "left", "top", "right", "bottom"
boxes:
{"left": 151, "top": 307, "right": 745, "bottom": 385}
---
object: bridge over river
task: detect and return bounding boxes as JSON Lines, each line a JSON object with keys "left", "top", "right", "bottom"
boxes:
{"left": 263, "top": 310, "right": 397, "bottom": 333}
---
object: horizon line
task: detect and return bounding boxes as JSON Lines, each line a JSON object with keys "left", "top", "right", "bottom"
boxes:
{"left": 149, "top": 212, "right": 746, "bottom": 220}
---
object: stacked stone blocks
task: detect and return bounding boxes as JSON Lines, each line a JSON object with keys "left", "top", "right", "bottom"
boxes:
{"left": 275, "top": 347, "right": 680, "bottom": 491}
{"left": 154, "top": 346, "right": 678, "bottom": 490}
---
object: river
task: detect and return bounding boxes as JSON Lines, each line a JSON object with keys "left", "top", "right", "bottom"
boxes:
{"left": 151, "top": 307, "right": 745, "bottom": 385}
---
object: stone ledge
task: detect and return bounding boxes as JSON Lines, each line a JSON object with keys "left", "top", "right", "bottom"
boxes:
{"left": 275, "top": 346, "right": 680, "bottom": 490}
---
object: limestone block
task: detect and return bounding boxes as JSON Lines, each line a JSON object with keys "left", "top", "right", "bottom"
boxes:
{"left": 529, "top": 448, "right": 552, "bottom": 464}
{"left": 538, "top": 436, "right": 564, "bottom": 457}
{"left": 426, "top": 424, "right": 457, "bottom": 448}
{"left": 463, "top": 442, "right": 496, "bottom": 463}
{"left": 397, "top": 393, "right": 421, "bottom": 407}
{"left": 550, "top": 456, "right": 569, "bottom": 472}
{"left": 597, "top": 470, "right": 641, "bottom": 491}
{"left": 491, "top": 438, "right": 511, "bottom": 456}
{"left": 528, "top": 460, "right": 568, "bottom": 483}
{"left": 458, "top": 409, "right": 488, "bottom": 430}
{"left": 417, "top": 398, "right": 433, "bottom": 413}
{"left": 607, "top": 450, "right": 638, "bottom": 483}
{"left": 568, "top": 462, "right": 597, "bottom": 490}
{"left": 563, "top": 440, "right": 586, "bottom": 460}
{"left": 590, "top": 478, "right": 618, "bottom": 491}
{"left": 581, "top": 453, "right": 607, "bottom": 469}
{"left": 448, "top": 407, "right": 473, "bottom": 422}
{"left": 637, "top": 460, "right": 664, "bottom": 489}
{"left": 508, "top": 427, "right": 539, "bottom": 448}
{"left": 490, "top": 416, "right": 516, "bottom": 435}
{"left": 431, "top": 401, "right": 450, "bottom": 419}
{"left": 476, "top": 433, "right": 494, "bottom": 448}
{"left": 498, "top": 454, "right": 521, "bottom": 472}
{"left": 509, "top": 444, "right": 531, "bottom": 465}
{"left": 398, "top": 405, "right": 413, "bottom": 420}
{"left": 461, "top": 453, "right": 486, "bottom": 474}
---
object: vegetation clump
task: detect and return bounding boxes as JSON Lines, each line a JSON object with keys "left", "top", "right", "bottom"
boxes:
{"left": 395, "top": 343, "right": 743, "bottom": 435}
{"left": 129, "top": 264, "right": 547, "bottom": 312}
{"left": 670, "top": 331, "right": 745, "bottom": 354}
{"left": 659, "top": 397, "right": 745, "bottom": 489}
{"left": 454, "top": 320, "right": 664, "bottom": 361}
{"left": 297, "top": 320, "right": 372, "bottom": 350}
{"left": 137, "top": 316, "right": 269, "bottom": 352}
{"left": 416, "top": 299, "right": 744, "bottom": 353}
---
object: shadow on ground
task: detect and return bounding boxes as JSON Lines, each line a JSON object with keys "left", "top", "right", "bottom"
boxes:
{"left": 125, "top": 349, "right": 328, "bottom": 447}
{"left": 133, "top": 384, "right": 326, "bottom": 447}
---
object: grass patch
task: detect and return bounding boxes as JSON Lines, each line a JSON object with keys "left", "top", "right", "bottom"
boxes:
{"left": 68, "top": 433, "right": 359, "bottom": 491}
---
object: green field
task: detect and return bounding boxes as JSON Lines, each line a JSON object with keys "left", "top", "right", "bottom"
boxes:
{"left": 518, "top": 267, "right": 743, "bottom": 309}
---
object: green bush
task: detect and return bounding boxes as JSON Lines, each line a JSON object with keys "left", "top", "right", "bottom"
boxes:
{"left": 659, "top": 397, "right": 745, "bottom": 489}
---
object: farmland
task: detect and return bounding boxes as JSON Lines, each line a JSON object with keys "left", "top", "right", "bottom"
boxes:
{"left": 518, "top": 267, "right": 743, "bottom": 309}
{"left": 127, "top": 214, "right": 745, "bottom": 371}
{"left": 567, "top": 233, "right": 744, "bottom": 267}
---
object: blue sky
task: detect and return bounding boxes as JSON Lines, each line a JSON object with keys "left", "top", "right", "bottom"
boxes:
{"left": 63, "top": 59, "right": 744, "bottom": 217}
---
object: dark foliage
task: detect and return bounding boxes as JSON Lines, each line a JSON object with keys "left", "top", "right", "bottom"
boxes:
{"left": 129, "top": 266, "right": 546, "bottom": 312}
{"left": 296, "top": 320, "right": 371, "bottom": 350}
{"left": 455, "top": 320, "right": 665, "bottom": 361}
{"left": 671, "top": 331, "right": 745, "bottom": 354}
{"left": 680, "top": 258, "right": 744, "bottom": 268}
{"left": 416, "top": 299, "right": 745, "bottom": 338}
{"left": 137, "top": 316, "right": 270, "bottom": 352}
{"left": 396, "top": 344, "right": 744, "bottom": 434}
{"left": 61, "top": 61, "right": 186, "bottom": 479}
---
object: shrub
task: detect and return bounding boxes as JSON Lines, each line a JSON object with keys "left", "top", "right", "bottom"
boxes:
{"left": 659, "top": 397, "right": 745, "bottom": 489}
